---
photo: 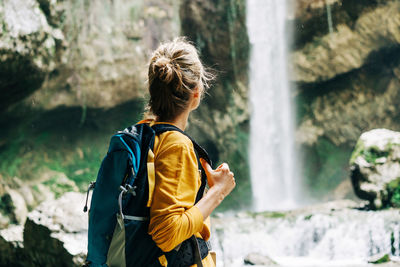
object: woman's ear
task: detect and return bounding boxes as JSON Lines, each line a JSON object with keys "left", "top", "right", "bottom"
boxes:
{"left": 193, "top": 87, "right": 200, "bottom": 98}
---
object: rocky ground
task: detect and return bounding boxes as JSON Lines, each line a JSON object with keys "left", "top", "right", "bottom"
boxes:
{"left": 211, "top": 199, "right": 400, "bottom": 267}
{"left": 1, "top": 192, "right": 399, "bottom": 267}
{"left": 0, "top": 192, "right": 87, "bottom": 267}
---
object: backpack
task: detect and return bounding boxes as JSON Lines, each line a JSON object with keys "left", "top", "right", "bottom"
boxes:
{"left": 83, "top": 122, "right": 211, "bottom": 267}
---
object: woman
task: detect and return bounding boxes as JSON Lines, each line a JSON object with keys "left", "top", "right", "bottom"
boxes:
{"left": 144, "top": 37, "right": 236, "bottom": 266}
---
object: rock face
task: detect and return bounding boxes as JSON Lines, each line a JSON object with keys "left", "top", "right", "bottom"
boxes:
{"left": 0, "top": 0, "right": 61, "bottom": 112}
{"left": 291, "top": 0, "right": 400, "bottom": 198}
{"left": 1, "top": 0, "right": 180, "bottom": 113}
{"left": 350, "top": 129, "right": 400, "bottom": 209}
{"left": 180, "top": 0, "right": 251, "bottom": 208}
{"left": 0, "top": 188, "right": 28, "bottom": 225}
{"left": 23, "top": 192, "right": 88, "bottom": 266}
{"left": 0, "top": 171, "right": 80, "bottom": 229}
{"left": 291, "top": 1, "right": 400, "bottom": 83}
{"left": 0, "top": 192, "right": 88, "bottom": 267}
{"left": 26, "top": 0, "right": 181, "bottom": 110}
{"left": 0, "top": 0, "right": 183, "bottom": 213}
{"left": 0, "top": 225, "right": 26, "bottom": 267}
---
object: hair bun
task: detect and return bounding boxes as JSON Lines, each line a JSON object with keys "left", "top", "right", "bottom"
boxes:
{"left": 154, "top": 56, "right": 175, "bottom": 84}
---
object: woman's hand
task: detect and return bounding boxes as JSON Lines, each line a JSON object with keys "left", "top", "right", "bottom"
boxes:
{"left": 195, "top": 159, "right": 236, "bottom": 220}
{"left": 200, "top": 159, "right": 236, "bottom": 199}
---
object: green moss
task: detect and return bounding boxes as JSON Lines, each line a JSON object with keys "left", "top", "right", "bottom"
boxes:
{"left": 32, "top": 185, "right": 40, "bottom": 193}
{"left": 215, "top": 126, "right": 251, "bottom": 211}
{"left": 349, "top": 139, "right": 364, "bottom": 165}
{"left": 303, "top": 137, "right": 352, "bottom": 199}
{"left": 42, "top": 175, "right": 76, "bottom": 199}
{"left": 363, "top": 146, "right": 389, "bottom": 164}
{"left": 260, "top": 211, "right": 286, "bottom": 219}
{"left": 388, "top": 178, "right": 400, "bottom": 190}
{"left": 350, "top": 141, "right": 389, "bottom": 165}
{"left": 369, "top": 254, "right": 390, "bottom": 264}
{"left": 304, "top": 214, "right": 313, "bottom": 220}
{"left": 0, "top": 100, "right": 145, "bottom": 192}
{"left": 389, "top": 182, "right": 400, "bottom": 208}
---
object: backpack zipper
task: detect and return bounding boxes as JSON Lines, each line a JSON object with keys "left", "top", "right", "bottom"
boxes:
{"left": 83, "top": 181, "right": 96, "bottom": 212}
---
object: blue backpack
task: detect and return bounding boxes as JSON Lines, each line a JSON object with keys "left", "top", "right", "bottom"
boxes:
{"left": 83, "top": 123, "right": 211, "bottom": 267}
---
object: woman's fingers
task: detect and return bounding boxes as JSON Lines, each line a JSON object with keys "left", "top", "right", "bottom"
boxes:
{"left": 200, "top": 158, "right": 213, "bottom": 175}
{"left": 217, "top": 163, "right": 230, "bottom": 172}
{"left": 201, "top": 159, "right": 235, "bottom": 192}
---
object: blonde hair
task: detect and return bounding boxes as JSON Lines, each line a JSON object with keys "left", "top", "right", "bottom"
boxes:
{"left": 147, "top": 37, "right": 213, "bottom": 121}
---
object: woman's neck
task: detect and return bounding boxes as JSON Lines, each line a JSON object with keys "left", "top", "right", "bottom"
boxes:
{"left": 158, "top": 109, "right": 190, "bottom": 131}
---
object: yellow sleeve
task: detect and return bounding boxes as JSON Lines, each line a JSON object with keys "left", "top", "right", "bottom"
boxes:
{"left": 148, "top": 132, "right": 204, "bottom": 252}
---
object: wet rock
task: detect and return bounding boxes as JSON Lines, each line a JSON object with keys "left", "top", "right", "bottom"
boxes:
{"left": 26, "top": 0, "right": 180, "bottom": 110}
{"left": 38, "top": 169, "right": 79, "bottom": 198}
{"left": 0, "top": 212, "right": 10, "bottom": 228}
{"left": 350, "top": 129, "right": 400, "bottom": 209}
{"left": 0, "top": 0, "right": 62, "bottom": 111}
{"left": 293, "top": 0, "right": 400, "bottom": 199}
{"left": 211, "top": 203, "right": 400, "bottom": 266}
{"left": 23, "top": 192, "right": 88, "bottom": 266}
{"left": 244, "top": 253, "right": 277, "bottom": 266}
{"left": 0, "top": 187, "right": 28, "bottom": 225}
{"left": 18, "top": 185, "right": 36, "bottom": 210}
{"left": 332, "top": 179, "right": 357, "bottom": 200}
{"left": 31, "top": 183, "right": 55, "bottom": 205}
{"left": 291, "top": 1, "right": 400, "bottom": 83}
{"left": 180, "top": 0, "right": 251, "bottom": 208}
{"left": 0, "top": 225, "right": 26, "bottom": 267}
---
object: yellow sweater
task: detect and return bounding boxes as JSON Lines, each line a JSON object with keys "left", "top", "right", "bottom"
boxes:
{"left": 146, "top": 123, "right": 215, "bottom": 267}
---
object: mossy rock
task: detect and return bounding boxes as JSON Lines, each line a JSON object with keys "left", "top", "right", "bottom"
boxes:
{"left": 350, "top": 129, "right": 400, "bottom": 209}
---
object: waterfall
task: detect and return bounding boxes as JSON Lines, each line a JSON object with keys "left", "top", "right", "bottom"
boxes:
{"left": 246, "top": 0, "right": 297, "bottom": 211}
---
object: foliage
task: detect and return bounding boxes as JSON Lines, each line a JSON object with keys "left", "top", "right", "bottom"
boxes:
{"left": 369, "top": 254, "right": 390, "bottom": 264}
{"left": 259, "top": 211, "right": 286, "bottom": 219}
{"left": 389, "top": 181, "right": 400, "bottom": 208}
{"left": 349, "top": 140, "right": 364, "bottom": 165}
{"left": 304, "top": 214, "right": 313, "bottom": 220}
{"left": 362, "top": 147, "right": 389, "bottom": 164}
{"left": 0, "top": 100, "right": 145, "bottom": 191}
{"left": 350, "top": 140, "right": 390, "bottom": 165}
{"left": 0, "top": 129, "right": 107, "bottom": 190}
{"left": 215, "top": 127, "right": 251, "bottom": 211}
{"left": 302, "top": 137, "right": 352, "bottom": 199}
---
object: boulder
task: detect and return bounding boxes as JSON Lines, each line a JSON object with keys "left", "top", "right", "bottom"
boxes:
{"left": 244, "top": 253, "right": 277, "bottom": 266}
{"left": 0, "top": 225, "right": 26, "bottom": 267}
{"left": 23, "top": 192, "right": 88, "bottom": 266}
{"left": 350, "top": 129, "right": 400, "bottom": 209}
{"left": 0, "top": 187, "right": 28, "bottom": 225}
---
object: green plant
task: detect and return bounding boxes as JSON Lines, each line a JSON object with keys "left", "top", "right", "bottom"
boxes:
{"left": 362, "top": 146, "right": 388, "bottom": 164}
{"left": 390, "top": 184, "right": 400, "bottom": 208}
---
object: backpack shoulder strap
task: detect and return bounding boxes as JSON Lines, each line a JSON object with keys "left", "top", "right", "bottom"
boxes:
{"left": 151, "top": 124, "right": 211, "bottom": 204}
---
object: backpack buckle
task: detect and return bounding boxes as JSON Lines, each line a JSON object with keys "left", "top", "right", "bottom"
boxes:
{"left": 119, "top": 184, "right": 137, "bottom": 197}
{"left": 118, "top": 184, "right": 137, "bottom": 219}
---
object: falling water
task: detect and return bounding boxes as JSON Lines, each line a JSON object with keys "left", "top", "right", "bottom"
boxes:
{"left": 247, "top": 0, "right": 297, "bottom": 211}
